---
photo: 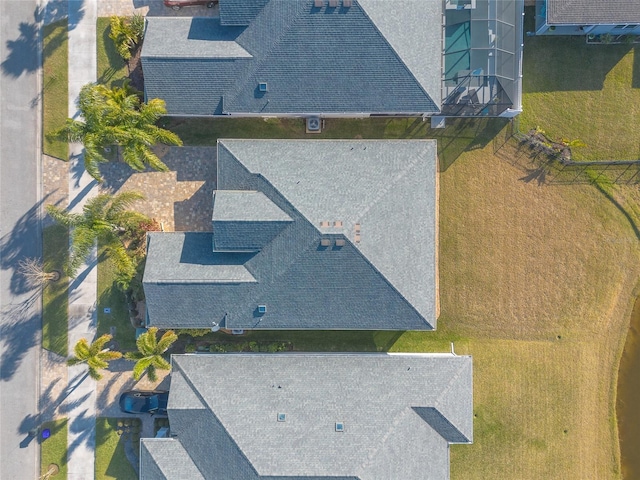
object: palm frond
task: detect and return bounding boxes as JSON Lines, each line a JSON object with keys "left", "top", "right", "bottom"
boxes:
{"left": 124, "top": 351, "right": 144, "bottom": 361}
{"left": 98, "top": 350, "right": 123, "bottom": 361}
{"left": 151, "top": 355, "right": 171, "bottom": 371}
{"left": 87, "top": 366, "right": 103, "bottom": 381}
{"left": 46, "top": 205, "right": 80, "bottom": 227}
{"left": 87, "top": 356, "right": 109, "bottom": 371}
{"left": 89, "top": 334, "right": 113, "bottom": 354}
{"left": 146, "top": 364, "right": 158, "bottom": 382}
{"left": 72, "top": 338, "right": 91, "bottom": 360}
{"left": 132, "top": 356, "right": 154, "bottom": 380}
{"left": 156, "top": 331, "right": 178, "bottom": 354}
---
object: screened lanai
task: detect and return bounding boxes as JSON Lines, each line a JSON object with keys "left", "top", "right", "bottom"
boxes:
{"left": 441, "top": 0, "right": 524, "bottom": 116}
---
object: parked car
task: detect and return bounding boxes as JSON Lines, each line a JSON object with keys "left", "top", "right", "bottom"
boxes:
{"left": 163, "top": 0, "right": 217, "bottom": 10}
{"left": 119, "top": 390, "right": 169, "bottom": 415}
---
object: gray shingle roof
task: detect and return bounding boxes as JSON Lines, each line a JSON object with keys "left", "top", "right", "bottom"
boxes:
{"left": 547, "top": 0, "right": 640, "bottom": 24}
{"left": 140, "top": 440, "right": 204, "bottom": 480}
{"left": 220, "top": 0, "right": 271, "bottom": 26}
{"left": 141, "top": 0, "right": 441, "bottom": 116}
{"left": 143, "top": 139, "right": 437, "bottom": 331}
{"left": 212, "top": 191, "right": 293, "bottom": 251}
{"left": 139, "top": 353, "right": 473, "bottom": 480}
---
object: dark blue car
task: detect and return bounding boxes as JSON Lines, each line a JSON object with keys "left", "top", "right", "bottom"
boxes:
{"left": 119, "top": 390, "right": 169, "bottom": 416}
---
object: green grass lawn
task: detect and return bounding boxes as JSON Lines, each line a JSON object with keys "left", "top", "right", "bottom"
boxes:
{"left": 520, "top": 8, "right": 640, "bottom": 160}
{"left": 96, "top": 245, "right": 137, "bottom": 352}
{"left": 164, "top": 116, "right": 506, "bottom": 171}
{"left": 95, "top": 418, "right": 138, "bottom": 480}
{"left": 40, "top": 419, "right": 68, "bottom": 479}
{"left": 435, "top": 139, "right": 640, "bottom": 479}
{"left": 42, "top": 224, "right": 69, "bottom": 357}
{"left": 96, "top": 18, "right": 128, "bottom": 88}
{"left": 42, "top": 20, "right": 69, "bottom": 160}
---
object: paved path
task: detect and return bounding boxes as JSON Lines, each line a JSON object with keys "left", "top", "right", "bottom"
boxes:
{"left": 0, "top": 0, "right": 42, "bottom": 478}
{"left": 64, "top": 0, "right": 99, "bottom": 478}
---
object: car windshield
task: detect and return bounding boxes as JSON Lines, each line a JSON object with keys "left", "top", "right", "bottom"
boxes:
{"left": 124, "top": 395, "right": 149, "bottom": 412}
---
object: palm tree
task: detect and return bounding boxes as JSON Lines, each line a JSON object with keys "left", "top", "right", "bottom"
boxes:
{"left": 46, "top": 191, "right": 147, "bottom": 279}
{"left": 109, "top": 14, "right": 144, "bottom": 60}
{"left": 67, "top": 334, "right": 122, "bottom": 380}
{"left": 50, "top": 83, "right": 182, "bottom": 181}
{"left": 125, "top": 327, "right": 177, "bottom": 382}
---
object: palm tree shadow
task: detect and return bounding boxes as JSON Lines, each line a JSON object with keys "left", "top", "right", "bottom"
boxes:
{"left": 0, "top": 293, "right": 40, "bottom": 381}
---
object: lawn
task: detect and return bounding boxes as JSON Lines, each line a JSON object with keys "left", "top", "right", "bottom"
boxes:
{"left": 520, "top": 8, "right": 640, "bottom": 160}
{"left": 96, "top": 245, "right": 137, "bottom": 352}
{"left": 433, "top": 139, "right": 640, "bottom": 479}
{"left": 95, "top": 418, "right": 138, "bottom": 480}
{"left": 42, "top": 224, "right": 69, "bottom": 357}
{"left": 40, "top": 419, "right": 68, "bottom": 479}
{"left": 42, "top": 20, "right": 69, "bottom": 160}
{"left": 96, "top": 18, "right": 128, "bottom": 88}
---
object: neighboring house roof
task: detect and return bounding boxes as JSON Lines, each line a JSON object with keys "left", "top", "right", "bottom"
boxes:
{"left": 141, "top": 0, "right": 441, "bottom": 116}
{"left": 143, "top": 139, "right": 438, "bottom": 331}
{"left": 546, "top": 0, "right": 640, "bottom": 24}
{"left": 139, "top": 353, "right": 473, "bottom": 480}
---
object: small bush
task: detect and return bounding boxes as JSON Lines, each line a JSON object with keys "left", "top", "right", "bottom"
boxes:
{"left": 185, "top": 344, "right": 196, "bottom": 353}
{"left": 109, "top": 14, "right": 144, "bottom": 60}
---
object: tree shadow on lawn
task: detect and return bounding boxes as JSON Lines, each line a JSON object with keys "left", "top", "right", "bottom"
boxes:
{"left": 523, "top": 36, "right": 633, "bottom": 92}
{"left": 1, "top": 1, "right": 83, "bottom": 78}
{"left": 97, "top": 22, "right": 128, "bottom": 88}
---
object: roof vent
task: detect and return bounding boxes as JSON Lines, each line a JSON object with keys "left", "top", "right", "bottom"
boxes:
{"left": 320, "top": 238, "right": 331, "bottom": 247}
{"left": 335, "top": 422, "right": 345, "bottom": 432}
{"left": 329, "top": 0, "right": 338, "bottom": 6}
{"left": 259, "top": 82, "right": 268, "bottom": 92}
{"left": 277, "top": 413, "right": 286, "bottom": 422}
{"left": 335, "top": 238, "right": 346, "bottom": 247}
{"left": 314, "top": 0, "right": 323, "bottom": 6}
{"left": 343, "top": 0, "right": 352, "bottom": 6}
{"left": 258, "top": 305, "right": 267, "bottom": 314}
{"left": 334, "top": 220, "right": 343, "bottom": 228}
{"left": 320, "top": 220, "right": 330, "bottom": 228}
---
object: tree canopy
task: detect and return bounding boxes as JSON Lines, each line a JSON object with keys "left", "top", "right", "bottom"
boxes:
{"left": 125, "top": 327, "right": 177, "bottom": 382}
{"left": 67, "top": 334, "right": 122, "bottom": 380}
{"left": 46, "top": 191, "right": 147, "bottom": 280}
{"left": 50, "top": 83, "right": 182, "bottom": 181}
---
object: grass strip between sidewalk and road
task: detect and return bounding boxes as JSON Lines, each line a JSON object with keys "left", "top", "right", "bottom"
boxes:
{"left": 95, "top": 418, "right": 138, "bottom": 480}
{"left": 42, "top": 224, "right": 69, "bottom": 357}
{"left": 40, "top": 418, "right": 68, "bottom": 479}
{"left": 42, "top": 20, "right": 69, "bottom": 161}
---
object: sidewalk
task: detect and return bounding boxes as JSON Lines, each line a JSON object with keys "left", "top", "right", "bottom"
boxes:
{"left": 63, "top": 0, "right": 98, "bottom": 478}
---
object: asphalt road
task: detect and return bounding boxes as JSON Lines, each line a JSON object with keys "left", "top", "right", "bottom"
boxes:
{"left": 0, "top": 0, "right": 42, "bottom": 478}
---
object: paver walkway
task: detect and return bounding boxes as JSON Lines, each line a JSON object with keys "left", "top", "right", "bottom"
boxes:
{"left": 64, "top": 0, "right": 99, "bottom": 478}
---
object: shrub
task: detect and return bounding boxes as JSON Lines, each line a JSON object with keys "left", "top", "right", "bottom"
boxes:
{"left": 109, "top": 15, "right": 144, "bottom": 60}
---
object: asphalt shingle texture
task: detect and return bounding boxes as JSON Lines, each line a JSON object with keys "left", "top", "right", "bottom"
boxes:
{"left": 143, "top": 139, "right": 437, "bottom": 331}
{"left": 547, "top": 0, "right": 640, "bottom": 24}
{"left": 141, "top": 0, "right": 441, "bottom": 115}
{"left": 139, "top": 353, "right": 473, "bottom": 480}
